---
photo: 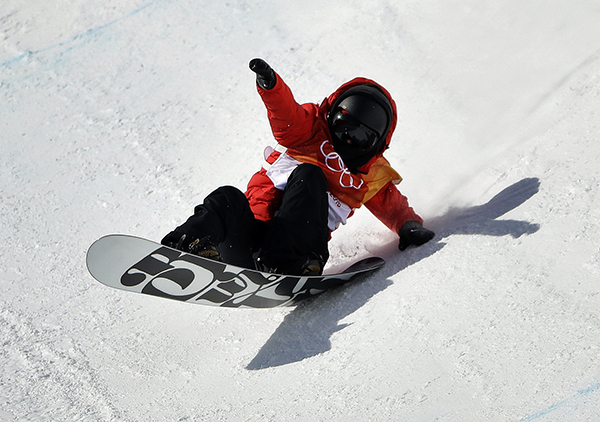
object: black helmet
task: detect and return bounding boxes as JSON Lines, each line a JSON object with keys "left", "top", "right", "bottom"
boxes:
{"left": 328, "top": 85, "right": 393, "bottom": 172}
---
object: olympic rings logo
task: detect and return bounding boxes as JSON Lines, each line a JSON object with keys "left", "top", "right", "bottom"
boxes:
{"left": 320, "top": 141, "right": 364, "bottom": 190}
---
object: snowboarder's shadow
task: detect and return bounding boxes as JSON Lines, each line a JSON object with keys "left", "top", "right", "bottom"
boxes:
{"left": 246, "top": 177, "right": 540, "bottom": 370}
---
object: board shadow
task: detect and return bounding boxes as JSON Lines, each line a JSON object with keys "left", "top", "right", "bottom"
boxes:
{"left": 246, "top": 177, "right": 541, "bottom": 370}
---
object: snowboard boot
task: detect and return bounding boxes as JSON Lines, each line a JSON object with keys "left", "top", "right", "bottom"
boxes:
{"left": 253, "top": 253, "right": 279, "bottom": 274}
{"left": 254, "top": 252, "right": 325, "bottom": 276}
{"left": 187, "top": 236, "right": 222, "bottom": 261}
{"left": 162, "top": 232, "right": 222, "bottom": 262}
{"left": 299, "top": 253, "right": 325, "bottom": 276}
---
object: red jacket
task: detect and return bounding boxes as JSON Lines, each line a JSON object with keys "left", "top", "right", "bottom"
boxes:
{"left": 245, "top": 74, "right": 423, "bottom": 235}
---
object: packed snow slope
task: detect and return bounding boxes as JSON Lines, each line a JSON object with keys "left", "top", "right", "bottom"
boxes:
{"left": 2, "top": 0, "right": 600, "bottom": 420}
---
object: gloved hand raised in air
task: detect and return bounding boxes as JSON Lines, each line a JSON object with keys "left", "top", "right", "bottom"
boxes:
{"left": 398, "top": 221, "right": 435, "bottom": 251}
{"left": 249, "top": 58, "right": 277, "bottom": 90}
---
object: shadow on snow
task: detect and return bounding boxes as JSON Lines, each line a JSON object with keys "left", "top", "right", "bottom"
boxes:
{"left": 246, "top": 177, "right": 541, "bottom": 370}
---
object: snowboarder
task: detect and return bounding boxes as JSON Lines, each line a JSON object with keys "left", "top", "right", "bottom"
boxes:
{"left": 161, "top": 58, "right": 434, "bottom": 276}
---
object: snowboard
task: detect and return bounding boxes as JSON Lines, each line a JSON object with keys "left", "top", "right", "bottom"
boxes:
{"left": 86, "top": 234, "right": 385, "bottom": 308}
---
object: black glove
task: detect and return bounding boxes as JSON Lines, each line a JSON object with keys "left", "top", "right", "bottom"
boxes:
{"left": 398, "top": 221, "right": 435, "bottom": 251}
{"left": 249, "top": 58, "right": 277, "bottom": 90}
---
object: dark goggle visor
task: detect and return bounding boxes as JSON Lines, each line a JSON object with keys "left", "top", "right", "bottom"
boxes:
{"left": 330, "top": 110, "right": 380, "bottom": 151}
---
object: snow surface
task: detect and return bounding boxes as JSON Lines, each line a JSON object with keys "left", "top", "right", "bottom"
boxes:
{"left": 2, "top": 0, "right": 600, "bottom": 420}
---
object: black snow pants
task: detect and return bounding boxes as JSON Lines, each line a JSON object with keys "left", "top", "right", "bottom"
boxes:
{"left": 163, "top": 163, "right": 330, "bottom": 275}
